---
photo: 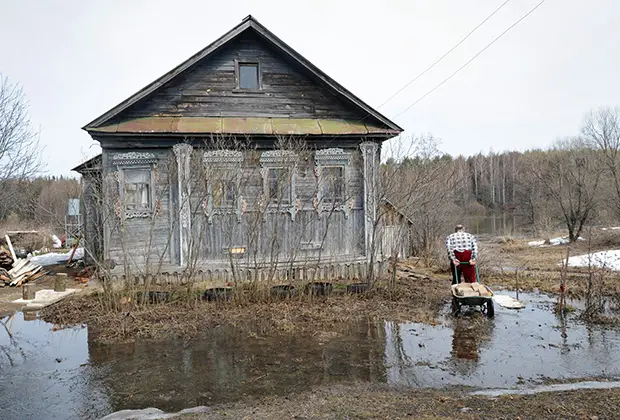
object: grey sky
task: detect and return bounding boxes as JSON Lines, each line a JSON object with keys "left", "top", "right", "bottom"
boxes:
{"left": 1, "top": 0, "right": 618, "bottom": 176}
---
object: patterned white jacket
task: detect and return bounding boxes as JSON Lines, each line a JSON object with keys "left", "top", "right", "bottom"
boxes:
{"left": 445, "top": 231, "right": 478, "bottom": 261}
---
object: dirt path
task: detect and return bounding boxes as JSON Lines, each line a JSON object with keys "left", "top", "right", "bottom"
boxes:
{"left": 0, "top": 264, "right": 92, "bottom": 313}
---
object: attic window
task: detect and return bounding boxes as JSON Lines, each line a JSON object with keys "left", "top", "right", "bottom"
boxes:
{"left": 238, "top": 63, "right": 259, "bottom": 90}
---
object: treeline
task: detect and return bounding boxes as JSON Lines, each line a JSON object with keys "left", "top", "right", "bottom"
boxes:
{"left": 385, "top": 106, "right": 620, "bottom": 261}
{"left": 0, "top": 176, "right": 81, "bottom": 229}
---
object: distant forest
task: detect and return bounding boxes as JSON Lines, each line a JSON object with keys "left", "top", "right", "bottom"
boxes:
{"left": 0, "top": 176, "right": 81, "bottom": 231}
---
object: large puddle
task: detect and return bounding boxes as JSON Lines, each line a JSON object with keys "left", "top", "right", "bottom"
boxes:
{"left": 1, "top": 291, "right": 620, "bottom": 419}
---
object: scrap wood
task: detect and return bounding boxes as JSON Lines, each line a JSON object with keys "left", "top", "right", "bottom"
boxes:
{"left": 0, "top": 244, "right": 44, "bottom": 286}
{"left": 66, "top": 237, "right": 81, "bottom": 266}
{"left": 4, "top": 235, "right": 16, "bottom": 262}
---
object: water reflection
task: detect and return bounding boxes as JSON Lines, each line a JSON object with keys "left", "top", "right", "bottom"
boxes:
{"left": 86, "top": 318, "right": 388, "bottom": 414}
{"left": 2, "top": 292, "right": 620, "bottom": 419}
{"left": 451, "top": 316, "right": 492, "bottom": 362}
{"left": 464, "top": 213, "right": 530, "bottom": 236}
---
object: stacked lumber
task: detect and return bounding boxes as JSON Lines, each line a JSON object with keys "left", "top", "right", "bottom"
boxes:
{"left": 0, "top": 239, "right": 45, "bottom": 287}
{"left": 5, "top": 258, "right": 45, "bottom": 286}
{"left": 0, "top": 258, "right": 45, "bottom": 287}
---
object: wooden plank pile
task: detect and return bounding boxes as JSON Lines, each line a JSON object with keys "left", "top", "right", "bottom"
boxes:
{"left": 0, "top": 235, "right": 45, "bottom": 287}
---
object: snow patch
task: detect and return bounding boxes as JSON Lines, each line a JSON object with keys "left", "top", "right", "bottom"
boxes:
{"left": 29, "top": 248, "right": 84, "bottom": 266}
{"left": 100, "top": 406, "right": 211, "bottom": 420}
{"left": 566, "top": 250, "right": 620, "bottom": 271}
{"left": 528, "top": 236, "right": 585, "bottom": 247}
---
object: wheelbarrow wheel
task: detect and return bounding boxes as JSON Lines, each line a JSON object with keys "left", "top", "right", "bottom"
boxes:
{"left": 486, "top": 299, "right": 495, "bottom": 318}
{"left": 451, "top": 297, "right": 460, "bottom": 316}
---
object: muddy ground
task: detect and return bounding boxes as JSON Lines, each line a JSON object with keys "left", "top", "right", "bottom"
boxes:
{"left": 174, "top": 383, "right": 619, "bottom": 419}
{"left": 35, "top": 231, "right": 620, "bottom": 343}
{"left": 40, "top": 273, "right": 447, "bottom": 343}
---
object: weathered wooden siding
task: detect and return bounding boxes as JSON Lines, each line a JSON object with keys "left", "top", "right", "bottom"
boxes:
{"left": 188, "top": 147, "right": 366, "bottom": 266}
{"left": 102, "top": 145, "right": 367, "bottom": 274}
{"left": 103, "top": 149, "right": 176, "bottom": 274}
{"left": 116, "top": 32, "right": 365, "bottom": 120}
{"left": 81, "top": 173, "right": 103, "bottom": 263}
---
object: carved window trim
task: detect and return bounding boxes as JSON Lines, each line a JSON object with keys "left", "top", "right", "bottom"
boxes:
{"left": 202, "top": 150, "right": 245, "bottom": 224}
{"left": 314, "top": 148, "right": 352, "bottom": 218}
{"left": 260, "top": 150, "right": 298, "bottom": 221}
{"left": 112, "top": 152, "right": 157, "bottom": 220}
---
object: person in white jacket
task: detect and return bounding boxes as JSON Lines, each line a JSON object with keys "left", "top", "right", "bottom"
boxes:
{"left": 445, "top": 224, "right": 478, "bottom": 284}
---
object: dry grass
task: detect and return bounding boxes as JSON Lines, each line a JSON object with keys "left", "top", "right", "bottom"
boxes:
{"left": 176, "top": 382, "right": 620, "bottom": 420}
{"left": 40, "top": 273, "right": 449, "bottom": 344}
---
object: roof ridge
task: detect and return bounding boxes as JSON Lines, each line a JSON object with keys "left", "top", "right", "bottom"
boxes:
{"left": 83, "top": 16, "right": 403, "bottom": 133}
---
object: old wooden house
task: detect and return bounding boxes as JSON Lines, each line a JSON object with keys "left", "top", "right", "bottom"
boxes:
{"left": 74, "top": 15, "right": 403, "bottom": 280}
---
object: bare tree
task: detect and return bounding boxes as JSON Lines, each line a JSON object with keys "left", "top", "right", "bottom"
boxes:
{"left": 582, "top": 106, "right": 620, "bottom": 218}
{"left": 529, "top": 138, "right": 603, "bottom": 242}
{"left": 0, "top": 75, "right": 43, "bottom": 211}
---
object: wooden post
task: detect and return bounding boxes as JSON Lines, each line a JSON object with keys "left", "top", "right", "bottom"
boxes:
{"left": 559, "top": 246, "right": 570, "bottom": 314}
{"left": 22, "top": 284, "right": 36, "bottom": 300}
{"left": 54, "top": 273, "right": 67, "bottom": 292}
{"left": 22, "top": 310, "right": 37, "bottom": 321}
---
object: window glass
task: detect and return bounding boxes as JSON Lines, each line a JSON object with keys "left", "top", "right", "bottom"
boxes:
{"left": 212, "top": 179, "right": 236, "bottom": 207}
{"left": 322, "top": 166, "right": 344, "bottom": 203}
{"left": 268, "top": 168, "right": 290, "bottom": 204}
{"left": 124, "top": 169, "right": 151, "bottom": 210}
{"left": 239, "top": 63, "right": 259, "bottom": 89}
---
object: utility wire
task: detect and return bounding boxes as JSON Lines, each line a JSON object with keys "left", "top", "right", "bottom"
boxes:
{"left": 393, "top": 0, "right": 548, "bottom": 119}
{"left": 377, "top": 0, "right": 511, "bottom": 110}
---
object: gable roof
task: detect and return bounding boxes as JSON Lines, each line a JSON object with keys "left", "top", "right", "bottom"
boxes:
{"left": 72, "top": 154, "right": 102, "bottom": 174}
{"left": 83, "top": 15, "right": 403, "bottom": 135}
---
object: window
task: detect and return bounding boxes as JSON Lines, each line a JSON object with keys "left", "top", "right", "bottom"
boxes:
{"left": 267, "top": 167, "right": 291, "bottom": 205}
{"left": 123, "top": 169, "right": 151, "bottom": 211}
{"left": 321, "top": 166, "right": 344, "bottom": 203}
{"left": 211, "top": 179, "right": 236, "bottom": 207}
{"left": 238, "top": 63, "right": 259, "bottom": 90}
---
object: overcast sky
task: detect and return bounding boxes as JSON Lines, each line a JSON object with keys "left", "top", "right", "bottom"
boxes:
{"left": 1, "top": 0, "right": 619, "bottom": 176}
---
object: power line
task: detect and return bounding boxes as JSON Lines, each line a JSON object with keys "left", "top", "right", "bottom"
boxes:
{"left": 377, "top": 0, "right": 511, "bottom": 110}
{"left": 393, "top": 0, "right": 548, "bottom": 119}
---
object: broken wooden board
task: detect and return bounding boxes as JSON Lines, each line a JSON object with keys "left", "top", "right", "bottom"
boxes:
{"left": 12, "top": 288, "right": 78, "bottom": 309}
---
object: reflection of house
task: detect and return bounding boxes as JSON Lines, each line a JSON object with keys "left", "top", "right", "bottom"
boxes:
{"left": 73, "top": 16, "right": 402, "bottom": 276}
{"left": 87, "top": 321, "right": 386, "bottom": 412}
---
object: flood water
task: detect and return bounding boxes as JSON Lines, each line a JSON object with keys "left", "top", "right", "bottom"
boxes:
{"left": 1, "top": 291, "right": 620, "bottom": 419}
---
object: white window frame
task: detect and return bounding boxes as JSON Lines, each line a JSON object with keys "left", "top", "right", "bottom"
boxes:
{"left": 314, "top": 148, "right": 352, "bottom": 218}
{"left": 202, "top": 150, "right": 244, "bottom": 224}
{"left": 112, "top": 152, "right": 157, "bottom": 219}
{"left": 260, "top": 150, "right": 298, "bottom": 221}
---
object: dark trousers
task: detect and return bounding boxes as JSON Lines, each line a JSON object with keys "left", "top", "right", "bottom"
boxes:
{"left": 450, "top": 249, "right": 476, "bottom": 284}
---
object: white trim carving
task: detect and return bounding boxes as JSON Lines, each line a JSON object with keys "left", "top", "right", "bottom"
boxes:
{"left": 314, "top": 148, "right": 351, "bottom": 165}
{"left": 360, "top": 142, "right": 379, "bottom": 258}
{"left": 314, "top": 148, "right": 352, "bottom": 218}
{"left": 202, "top": 150, "right": 244, "bottom": 224}
{"left": 173, "top": 143, "right": 193, "bottom": 266}
{"left": 260, "top": 150, "right": 297, "bottom": 165}
{"left": 203, "top": 150, "right": 244, "bottom": 165}
{"left": 260, "top": 150, "right": 298, "bottom": 221}
{"left": 112, "top": 152, "right": 157, "bottom": 166}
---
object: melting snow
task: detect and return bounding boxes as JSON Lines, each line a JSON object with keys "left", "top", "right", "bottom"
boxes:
{"left": 566, "top": 250, "right": 620, "bottom": 271}
{"left": 29, "top": 248, "right": 84, "bottom": 266}
{"left": 527, "top": 236, "right": 583, "bottom": 247}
